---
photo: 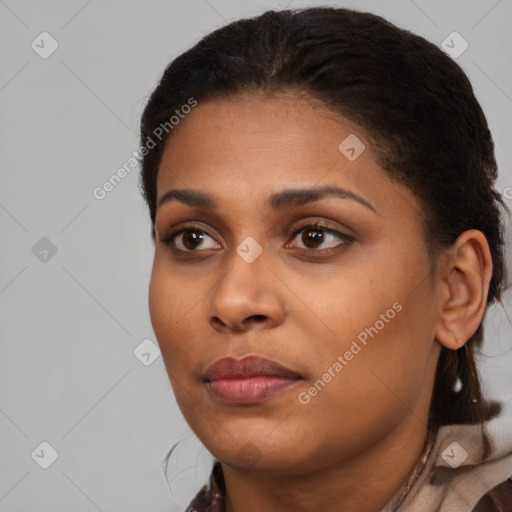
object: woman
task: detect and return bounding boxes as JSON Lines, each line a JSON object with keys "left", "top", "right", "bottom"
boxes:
{"left": 138, "top": 7, "right": 512, "bottom": 512}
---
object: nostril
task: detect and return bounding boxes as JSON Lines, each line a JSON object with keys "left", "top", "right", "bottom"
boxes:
{"left": 248, "top": 315, "right": 266, "bottom": 323}
{"left": 209, "top": 314, "right": 268, "bottom": 332}
{"left": 210, "top": 317, "right": 226, "bottom": 328}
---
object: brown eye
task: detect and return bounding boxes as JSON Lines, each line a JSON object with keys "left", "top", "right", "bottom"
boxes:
{"left": 301, "top": 227, "right": 325, "bottom": 249}
{"left": 180, "top": 230, "right": 206, "bottom": 250}
{"left": 290, "top": 223, "right": 353, "bottom": 251}
{"left": 161, "top": 227, "right": 220, "bottom": 252}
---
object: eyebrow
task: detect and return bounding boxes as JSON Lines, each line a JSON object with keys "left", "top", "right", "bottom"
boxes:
{"left": 157, "top": 185, "right": 378, "bottom": 214}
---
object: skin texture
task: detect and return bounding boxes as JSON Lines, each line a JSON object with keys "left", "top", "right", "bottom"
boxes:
{"left": 148, "top": 91, "right": 492, "bottom": 512}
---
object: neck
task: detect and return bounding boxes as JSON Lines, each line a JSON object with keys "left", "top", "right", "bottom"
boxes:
{"left": 222, "top": 417, "right": 435, "bottom": 512}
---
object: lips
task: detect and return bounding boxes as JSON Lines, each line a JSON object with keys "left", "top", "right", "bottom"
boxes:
{"left": 203, "top": 355, "right": 301, "bottom": 382}
{"left": 203, "top": 355, "right": 302, "bottom": 405}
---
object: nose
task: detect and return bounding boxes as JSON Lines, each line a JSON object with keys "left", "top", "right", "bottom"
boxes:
{"left": 207, "top": 252, "right": 286, "bottom": 334}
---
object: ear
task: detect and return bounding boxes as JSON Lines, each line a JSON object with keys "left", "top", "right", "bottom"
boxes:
{"left": 434, "top": 229, "right": 493, "bottom": 350}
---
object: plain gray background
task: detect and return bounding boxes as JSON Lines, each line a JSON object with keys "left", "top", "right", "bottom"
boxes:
{"left": 1, "top": 0, "right": 511, "bottom": 511}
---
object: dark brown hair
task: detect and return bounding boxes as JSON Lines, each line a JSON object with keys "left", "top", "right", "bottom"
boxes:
{"left": 138, "top": 7, "right": 508, "bottom": 453}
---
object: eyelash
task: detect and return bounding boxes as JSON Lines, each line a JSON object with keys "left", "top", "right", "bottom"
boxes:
{"left": 159, "top": 221, "right": 354, "bottom": 256}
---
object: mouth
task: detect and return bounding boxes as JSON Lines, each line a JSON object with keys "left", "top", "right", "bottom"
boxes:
{"left": 203, "top": 355, "right": 302, "bottom": 406}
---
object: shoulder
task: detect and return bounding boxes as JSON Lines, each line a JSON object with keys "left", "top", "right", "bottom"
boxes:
{"left": 471, "top": 476, "right": 512, "bottom": 511}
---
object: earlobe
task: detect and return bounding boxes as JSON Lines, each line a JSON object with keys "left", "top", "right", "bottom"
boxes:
{"left": 434, "top": 230, "right": 493, "bottom": 351}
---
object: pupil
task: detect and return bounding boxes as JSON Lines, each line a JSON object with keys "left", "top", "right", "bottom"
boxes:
{"left": 184, "top": 231, "right": 203, "bottom": 249}
{"left": 303, "top": 229, "right": 323, "bottom": 248}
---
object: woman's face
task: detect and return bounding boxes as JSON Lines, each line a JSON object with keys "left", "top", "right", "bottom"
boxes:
{"left": 149, "top": 91, "right": 442, "bottom": 474}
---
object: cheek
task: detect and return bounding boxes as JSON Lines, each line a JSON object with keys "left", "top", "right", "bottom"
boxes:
{"left": 148, "top": 264, "right": 199, "bottom": 371}
{"left": 297, "top": 251, "right": 436, "bottom": 407}
{"left": 291, "top": 304, "right": 433, "bottom": 458}
{"left": 148, "top": 268, "right": 173, "bottom": 341}
{"left": 148, "top": 269, "right": 209, "bottom": 423}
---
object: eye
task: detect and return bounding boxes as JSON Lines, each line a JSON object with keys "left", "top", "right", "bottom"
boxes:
{"left": 160, "top": 225, "right": 220, "bottom": 252}
{"left": 288, "top": 222, "right": 353, "bottom": 252}
{"left": 159, "top": 221, "right": 353, "bottom": 255}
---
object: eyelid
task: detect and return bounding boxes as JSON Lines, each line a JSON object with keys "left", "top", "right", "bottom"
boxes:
{"left": 290, "top": 219, "right": 351, "bottom": 237}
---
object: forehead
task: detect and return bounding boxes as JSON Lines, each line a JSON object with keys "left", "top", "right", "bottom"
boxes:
{"left": 154, "top": 92, "right": 421, "bottom": 227}
{"left": 158, "top": 93, "right": 374, "bottom": 179}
